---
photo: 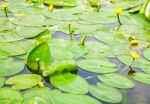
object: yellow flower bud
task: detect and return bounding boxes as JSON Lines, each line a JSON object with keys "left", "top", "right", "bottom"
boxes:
{"left": 48, "top": 4, "right": 54, "bottom": 12}
{"left": 130, "top": 39, "right": 139, "bottom": 48}
{"left": 130, "top": 52, "right": 140, "bottom": 59}
{"left": 1, "top": 3, "right": 8, "bottom": 9}
{"left": 68, "top": 22, "right": 71, "bottom": 26}
{"left": 114, "top": 7, "right": 122, "bottom": 14}
{"left": 37, "top": 82, "right": 45, "bottom": 88}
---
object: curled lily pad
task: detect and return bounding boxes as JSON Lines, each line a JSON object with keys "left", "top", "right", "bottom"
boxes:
{"left": 89, "top": 83, "right": 122, "bottom": 103}
{"left": 27, "top": 42, "right": 51, "bottom": 71}
{"left": 98, "top": 73, "right": 134, "bottom": 89}
{"left": 6, "top": 74, "right": 42, "bottom": 90}
{"left": 0, "top": 77, "right": 5, "bottom": 87}
{"left": 0, "top": 52, "right": 8, "bottom": 59}
{"left": 143, "top": 48, "right": 150, "bottom": 61}
{"left": 0, "top": 88, "right": 23, "bottom": 104}
{"left": 50, "top": 72, "right": 89, "bottom": 94}
{"left": 77, "top": 59, "right": 117, "bottom": 73}
{"left": 132, "top": 73, "right": 150, "bottom": 84}
{"left": 0, "top": 58, "right": 24, "bottom": 76}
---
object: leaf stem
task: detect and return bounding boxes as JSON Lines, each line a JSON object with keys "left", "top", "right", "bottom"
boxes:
{"left": 117, "top": 14, "right": 122, "bottom": 25}
{"left": 4, "top": 8, "right": 8, "bottom": 17}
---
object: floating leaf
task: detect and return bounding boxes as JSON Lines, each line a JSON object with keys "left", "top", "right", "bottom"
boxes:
{"left": 16, "top": 26, "right": 45, "bottom": 38}
{"left": 0, "top": 88, "right": 23, "bottom": 104}
{"left": 50, "top": 92, "right": 101, "bottom": 104}
{"left": 98, "top": 73, "right": 134, "bottom": 88}
{"left": 89, "top": 83, "right": 122, "bottom": 103}
{"left": 0, "top": 77, "right": 5, "bottom": 87}
{"left": 43, "top": 60, "right": 77, "bottom": 76}
{"left": 132, "top": 73, "right": 150, "bottom": 84}
{"left": 6, "top": 74, "right": 42, "bottom": 90}
{"left": 27, "top": 42, "right": 50, "bottom": 71}
{"left": 50, "top": 72, "right": 89, "bottom": 94}
{"left": 23, "top": 88, "right": 52, "bottom": 104}
{"left": 0, "top": 43, "right": 26, "bottom": 56}
{"left": 77, "top": 59, "right": 117, "bottom": 73}
{"left": 143, "top": 48, "right": 150, "bottom": 61}
{"left": 0, "top": 58, "right": 24, "bottom": 76}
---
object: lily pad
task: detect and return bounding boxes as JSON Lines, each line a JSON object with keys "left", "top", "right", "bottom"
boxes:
{"left": 132, "top": 73, "right": 150, "bottom": 84}
{"left": 89, "top": 83, "right": 122, "bottom": 103}
{"left": 98, "top": 73, "right": 134, "bottom": 88}
{"left": 16, "top": 26, "right": 45, "bottom": 38}
{"left": 0, "top": 77, "right": 5, "bottom": 87}
{"left": 50, "top": 92, "right": 101, "bottom": 104}
{"left": 77, "top": 59, "right": 117, "bottom": 73}
{"left": 0, "top": 88, "right": 23, "bottom": 104}
{"left": 50, "top": 72, "right": 89, "bottom": 94}
{"left": 0, "top": 58, "right": 24, "bottom": 76}
{"left": 0, "top": 42, "right": 26, "bottom": 56}
{"left": 143, "top": 48, "right": 150, "bottom": 61}
{"left": 6, "top": 74, "right": 42, "bottom": 90}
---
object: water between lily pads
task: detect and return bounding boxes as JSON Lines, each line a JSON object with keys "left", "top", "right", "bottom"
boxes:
{"left": 18, "top": 32, "right": 150, "bottom": 104}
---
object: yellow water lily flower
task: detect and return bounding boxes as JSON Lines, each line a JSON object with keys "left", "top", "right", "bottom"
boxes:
{"left": 37, "top": 82, "right": 45, "bottom": 88}
{"left": 114, "top": 7, "right": 122, "bottom": 14}
{"left": 130, "top": 52, "right": 140, "bottom": 59}
{"left": 48, "top": 4, "right": 54, "bottom": 12}
{"left": 1, "top": 3, "right": 8, "bottom": 9}
{"left": 130, "top": 39, "right": 139, "bottom": 48}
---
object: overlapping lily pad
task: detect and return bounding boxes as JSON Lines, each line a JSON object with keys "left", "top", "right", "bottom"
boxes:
{"left": 0, "top": 77, "right": 5, "bottom": 87}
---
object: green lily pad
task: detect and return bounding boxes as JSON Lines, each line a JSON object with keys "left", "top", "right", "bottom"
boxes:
{"left": 0, "top": 58, "right": 24, "bottom": 76}
{"left": 0, "top": 77, "right": 5, "bottom": 87}
{"left": 143, "top": 48, "right": 150, "bottom": 61}
{"left": 16, "top": 26, "right": 45, "bottom": 38}
{"left": 0, "top": 88, "right": 23, "bottom": 104}
{"left": 77, "top": 59, "right": 117, "bottom": 73}
{"left": 6, "top": 74, "right": 42, "bottom": 90}
{"left": 43, "top": 60, "right": 77, "bottom": 76}
{"left": 50, "top": 92, "right": 101, "bottom": 104}
{"left": 89, "top": 83, "right": 122, "bottom": 103}
{"left": 0, "top": 42, "right": 26, "bottom": 56}
{"left": 98, "top": 73, "right": 134, "bottom": 88}
{"left": 11, "top": 14, "right": 46, "bottom": 26}
{"left": 50, "top": 72, "right": 89, "bottom": 94}
{"left": 23, "top": 88, "right": 52, "bottom": 104}
{"left": 43, "top": 0, "right": 77, "bottom": 6}
{"left": 27, "top": 42, "right": 51, "bottom": 71}
{"left": 132, "top": 73, "right": 150, "bottom": 84}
